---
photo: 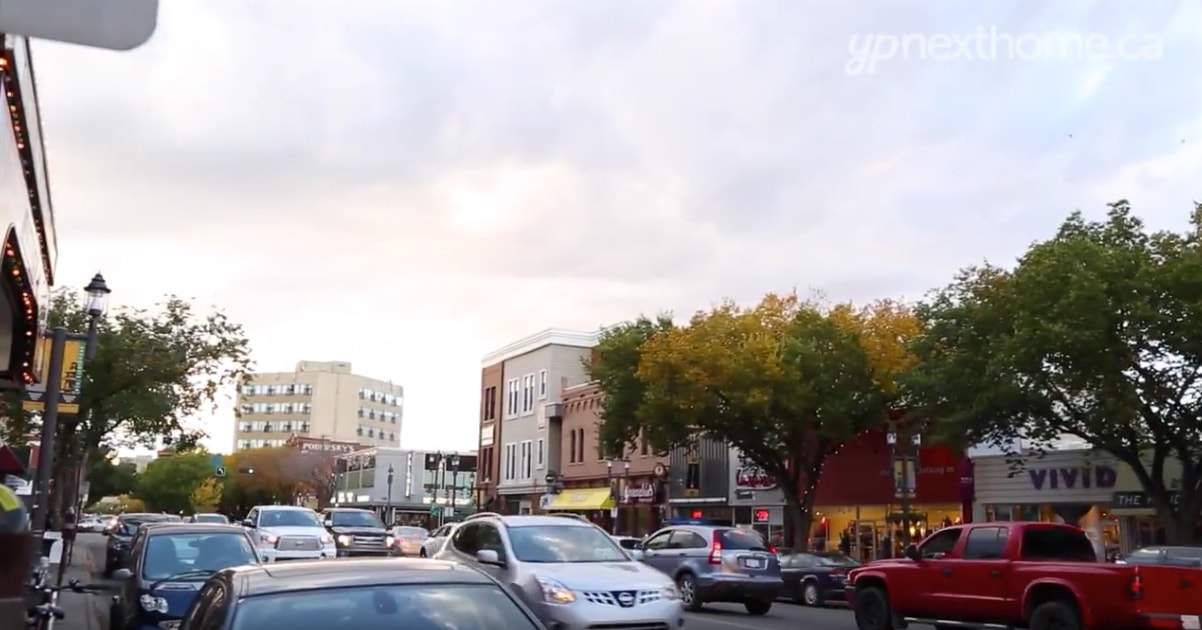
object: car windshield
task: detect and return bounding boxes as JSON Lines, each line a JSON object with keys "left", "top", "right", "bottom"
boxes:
{"left": 231, "top": 584, "right": 539, "bottom": 630}
{"left": 719, "top": 529, "right": 768, "bottom": 551}
{"left": 507, "top": 526, "right": 627, "bottom": 563}
{"left": 331, "top": 512, "right": 384, "bottom": 528}
{"left": 395, "top": 527, "right": 428, "bottom": 539}
{"left": 194, "top": 514, "right": 229, "bottom": 524}
{"left": 260, "top": 510, "right": 321, "bottom": 528}
{"left": 142, "top": 533, "right": 257, "bottom": 580}
{"left": 817, "top": 554, "right": 859, "bottom": 567}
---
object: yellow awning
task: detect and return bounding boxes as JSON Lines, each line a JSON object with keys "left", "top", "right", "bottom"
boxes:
{"left": 547, "top": 488, "right": 614, "bottom": 511}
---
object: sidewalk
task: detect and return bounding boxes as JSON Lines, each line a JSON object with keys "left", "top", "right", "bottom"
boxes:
{"left": 57, "top": 535, "right": 110, "bottom": 630}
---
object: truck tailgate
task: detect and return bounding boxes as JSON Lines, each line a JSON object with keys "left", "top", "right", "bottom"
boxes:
{"left": 1135, "top": 565, "right": 1202, "bottom": 629}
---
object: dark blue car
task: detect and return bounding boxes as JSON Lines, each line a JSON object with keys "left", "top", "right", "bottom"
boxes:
{"left": 778, "top": 551, "right": 859, "bottom": 606}
{"left": 110, "top": 523, "right": 260, "bottom": 630}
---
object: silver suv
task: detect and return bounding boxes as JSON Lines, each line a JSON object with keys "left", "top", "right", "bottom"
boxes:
{"left": 435, "top": 513, "right": 683, "bottom": 630}
{"left": 640, "top": 525, "right": 783, "bottom": 615}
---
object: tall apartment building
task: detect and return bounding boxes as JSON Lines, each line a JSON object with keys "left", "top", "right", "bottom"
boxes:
{"left": 477, "top": 329, "right": 595, "bottom": 514}
{"left": 235, "top": 360, "right": 404, "bottom": 451}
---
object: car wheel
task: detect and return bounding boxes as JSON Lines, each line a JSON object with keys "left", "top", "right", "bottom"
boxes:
{"left": 853, "top": 586, "right": 894, "bottom": 630}
{"left": 745, "top": 599, "right": 772, "bottom": 615}
{"left": 1029, "top": 601, "right": 1080, "bottom": 630}
{"left": 109, "top": 605, "right": 124, "bottom": 630}
{"left": 802, "top": 582, "right": 821, "bottom": 606}
{"left": 676, "top": 573, "right": 703, "bottom": 612}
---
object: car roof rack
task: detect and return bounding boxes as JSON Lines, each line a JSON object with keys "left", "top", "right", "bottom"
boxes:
{"left": 462, "top": 512, "right": 502, "bottom": 522}
{"left": 545, "top": 513, "right": 589, "bottom": 522}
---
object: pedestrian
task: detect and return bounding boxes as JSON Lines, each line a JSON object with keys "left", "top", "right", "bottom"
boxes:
{"left": 880, "top": 532, "right": 892, "bottom": 559}
{"left": 839, "top": 529, "right": 851, "bottom": 556}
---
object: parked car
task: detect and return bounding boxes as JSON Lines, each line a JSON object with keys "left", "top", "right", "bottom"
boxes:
{"left": 391, "top": 526, "right": 429, "bottom": 556}
{"left": 847, "top": 521, "right": 1202, "bottom": 630}
{"left": 610, "top": 536, "right": 644, "bottom": 560}
{"left": 78, "top": 515, "right": 106, "bottom": 533}
{"left": 242, "top": 505, "right": 335, "bottom": 562}
{"left": 110, "top": 523, "right": 260, "bottom": 630}
{"left": 420, "top": 522, "right": 458, "bottom": 558}
{"left": 1120, "top": 545, "right": 1202, "bottom": 568}
{"left": 435, "top": 514, "right": 683, "bottom": 630}
{"left": 319, "top": 508, "right": 394, "bottom": 557}
{"left": 105, "top": 513, "right": 181, "bottom": 577}
{"left": 639, "top": 524, "right": 782, "bottom": 614}
{"left": 177, "top": 558, "right": 547, "bottom": 630}
{"left": 779, "top": 551, "right": 858, "bottom": 606}
{"left": 185, "top": 513, "right": 230, "bottom": 525}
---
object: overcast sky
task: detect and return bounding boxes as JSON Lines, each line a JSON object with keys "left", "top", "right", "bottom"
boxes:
{"left": 32, "top": 1, "right": 1202, "bottom": 454}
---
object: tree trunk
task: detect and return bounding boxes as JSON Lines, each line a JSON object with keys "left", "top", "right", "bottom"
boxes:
{"left": 779, "top": 477, "right": 813, "bottom": 551}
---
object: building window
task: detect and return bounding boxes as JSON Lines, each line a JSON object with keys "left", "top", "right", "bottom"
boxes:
{"left": 520, "top": 440, "right": 532, "bottom": 479}
{"left": 521, "top": 374, "right": 535, "bottom": 414}
{"left": 538, "top": 370, "right": 547, "bottom": 399}
{"left": 356, "top": 427, "right": 363, "bottom": 436}
{"left": 504, "top": 443, "right": 517, "bottom": 481}
{"left": 536, "top": 438, "right": 544, "bottom": 469}
{"left": 578, "top": 428, "right": 586, "bottom": 463}
{"left": 507, "top": 379, "right": 520, "bottom": 417}
{"left": 569, "top": 430, "right": 577, "bottom": 464}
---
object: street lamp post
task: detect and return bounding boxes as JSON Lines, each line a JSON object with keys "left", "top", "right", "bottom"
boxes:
{"left": 386, "top": 464, "right": 395, "bottom": 525}
{"left": 449, "top": 455, "right": 460, "bottom": 518}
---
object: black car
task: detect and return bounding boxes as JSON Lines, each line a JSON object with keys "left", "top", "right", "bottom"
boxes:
{"left": 110, "top": 523, "right": 260, "bottom": 630}
{"left": 320, "top": 508, "right": 394, "bottom": 557}
{"left": 105, "top": 513, "right": 181, "bottom": 576}
{"left": 1121, "top": 545, "right": 1202, "bottom": 568}
{"left": 779, "top": 551, "right": 859, "bottom": 606}
{"left": 177, "top": 558, "right": 548, "bottom": 630}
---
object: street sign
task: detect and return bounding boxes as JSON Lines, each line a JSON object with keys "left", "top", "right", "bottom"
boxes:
{"left": 22, "top": 338, "right": 85, "bottom": 414}
{"left": 214, "top": 467, "right": 227, "bottom": 478}
{"left": 0, "top": 0, "right": 158, "bottom": 51}
{"left": 429, "top": 505, "right": 441, "bottom": 516}
{"left": 209, "top": 454, "right": 224, "bottom": 472}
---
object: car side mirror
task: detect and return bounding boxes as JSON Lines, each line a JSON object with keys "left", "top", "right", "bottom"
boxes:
{"left": 112, "top": 568, "right": 133, "bottom": 581}
{"left": 243, "top": 519, "right": 255, "bottom": 528}
{"left": 476, "top": 549, "right": 504, "bottom": 566}
{"left": 904, "top": 544, "right": 920, "bottom": 561}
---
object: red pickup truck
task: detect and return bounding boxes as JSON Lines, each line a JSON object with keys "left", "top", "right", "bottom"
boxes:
{"left": 847, "top": 522, "right": 1202, "bottom": 630}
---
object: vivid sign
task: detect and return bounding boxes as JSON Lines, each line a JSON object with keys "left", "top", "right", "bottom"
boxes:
{"left": 1028, "top": 465, "right": 1117, "bottom": 491}
{"left": 735, "top": 466, "right": 777, "bottom": 490}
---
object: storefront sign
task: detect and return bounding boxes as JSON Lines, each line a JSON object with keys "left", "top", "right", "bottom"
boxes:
{"left": 1113, "top": 491, "right": 1181, "bottom": 509}
{"left": 735, "top": 466, "right": 777, "bottom": 490}
{"left": 753, "top": 508, "right": 771, "bottom": 523}
{"left": 622, "top": 482, "right": 656, "bottom": 504}
{"left": 1028, "top": 465, "right": 1116, "bottom": 491}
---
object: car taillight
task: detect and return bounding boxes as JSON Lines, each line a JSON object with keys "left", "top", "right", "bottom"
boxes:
{"left": 708, "top": 533, "right": 723, "bottom": 565}
{"left": 1129, "top": 571, "right": 1144, "bottom": 600}
{"left": 768, "top": 545, "right": 777, "bottom": 555}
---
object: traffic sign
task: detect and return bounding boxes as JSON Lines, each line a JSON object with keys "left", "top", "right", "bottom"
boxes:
{"left": 214, "top": 467, "right": 227, "bottom": 478}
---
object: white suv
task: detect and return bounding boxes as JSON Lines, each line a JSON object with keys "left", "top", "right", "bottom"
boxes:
{"left": 242, "top": 505, "right": 335, "bottom": 562}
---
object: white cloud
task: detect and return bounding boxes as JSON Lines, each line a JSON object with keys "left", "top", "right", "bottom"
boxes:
{"left": 30, "top": 1, "right": 1202, "bottom": 453}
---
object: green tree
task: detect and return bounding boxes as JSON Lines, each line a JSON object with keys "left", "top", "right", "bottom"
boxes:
{"left": 907, "top": 201, "right": 1202, "bottom": 543}
{"left": 2, "top": 291, "right": 252, "bottom": 523}
{"left": 85, "top": 448, "right": 138, "bottom": 501}
{"left": 594, "top": 294, "right": 912, "bottom": 546}
{"left": 135, "top": 451, "right": 213, "bottom": 514}
{"left": 218, "top": 447, "right": 333, "bottom": 517}
{"left": 190, "top": 478, "right": 223, "bottom": 513}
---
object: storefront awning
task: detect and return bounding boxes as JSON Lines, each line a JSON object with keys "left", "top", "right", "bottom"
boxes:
{"left": 547, "top": 488, "right": 613, "bottom": 511}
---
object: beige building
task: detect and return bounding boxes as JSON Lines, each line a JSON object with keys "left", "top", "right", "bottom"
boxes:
{"left": 235, "top": 361, "right": 404, "bottom": 451}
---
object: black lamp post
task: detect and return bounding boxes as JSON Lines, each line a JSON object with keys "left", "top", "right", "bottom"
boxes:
{"left": 386, "top": 464, "right": 395, "bottom": 524}
{"left": 82, "top": 272, "right": 111, "bottom": 361}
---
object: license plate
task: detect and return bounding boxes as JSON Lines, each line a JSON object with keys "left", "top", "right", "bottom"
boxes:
{"left": 744, "top": 558, "right": 764, "bottom": 569}
{"left": 1183, "top": 616, "right": 1200, "bottom": 630}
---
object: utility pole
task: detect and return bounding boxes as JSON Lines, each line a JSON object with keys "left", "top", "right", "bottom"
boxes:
{"left": 385, "top": 464, "right": 394, "bottom": 525}
{"left": 31, "top": 327, "right": 67, "bottom": 537}
{"left": 450, "top": 455, "right": 460, "bottom": 518}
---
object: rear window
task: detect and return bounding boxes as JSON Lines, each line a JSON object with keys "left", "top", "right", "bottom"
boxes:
{"left": 719, "top": 529, "right": 768, "bottom": 551}
{"left": 1021, "top": 528, "right": 1097, "bottom": 562}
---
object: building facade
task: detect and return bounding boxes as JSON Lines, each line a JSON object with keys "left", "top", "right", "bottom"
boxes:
{"left": 475, "top": 361, "right": 503, "bottom": 509}
{"left": 235, "top": 360, "right": 403, "bottom": 451}
{"left": 486, "top": 329, "right": 595, "bottom": 515}
{"left": 729, "top": 448, "right": 786, "bottom": 545}
{"left": 1, "top": 37, "right": 57, "bottom": 391}
{"left": 812, "top": 429, "right": 966, "bottom": 562}
{"left": 668, "top": 438, "right": 731, "bottom": 522}
{"left": 334, "top": 447, "right": 476, "bottom": 526}
{"left": 552, "top": 382, "right": 667, "bottom": 537}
